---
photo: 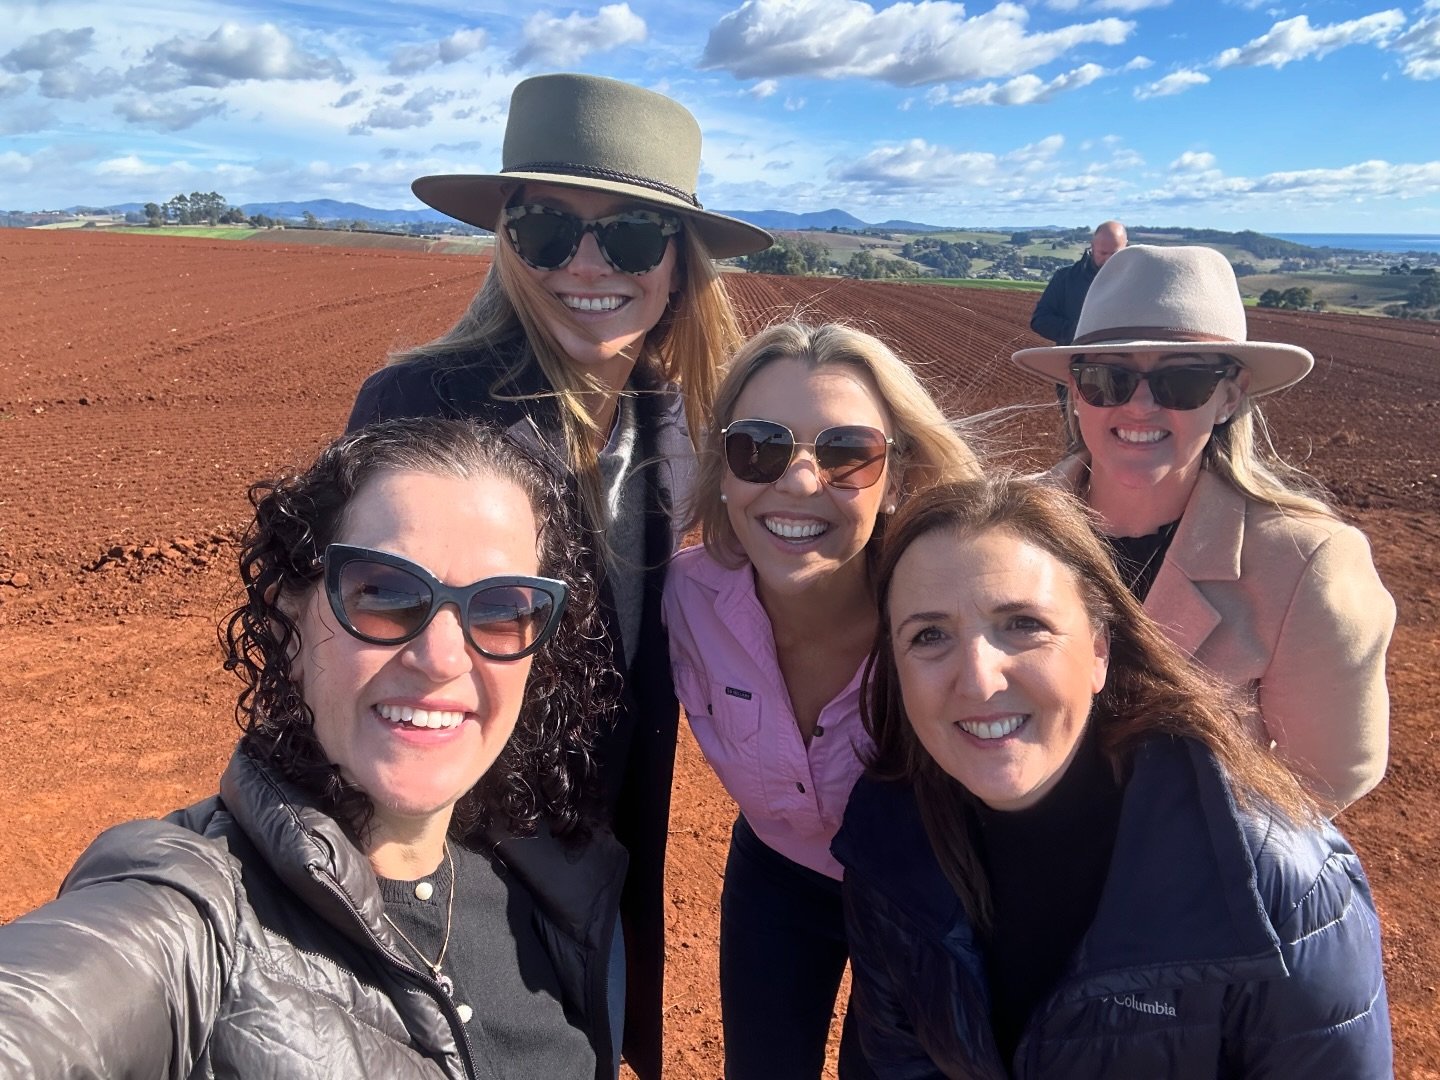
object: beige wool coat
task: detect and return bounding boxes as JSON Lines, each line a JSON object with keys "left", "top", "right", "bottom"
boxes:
{"left": 1059, "top": 458, "right": 1395, "bottom": 811}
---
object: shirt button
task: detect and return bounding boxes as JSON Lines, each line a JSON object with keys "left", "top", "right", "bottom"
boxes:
{"left": 796, "top": 782, "right": 806, "bottom": 794}
{"left": 814, "top": 725, "right": 825, "bottom": 736}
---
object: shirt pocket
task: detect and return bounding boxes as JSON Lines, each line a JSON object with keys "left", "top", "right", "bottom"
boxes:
{"left": 686, "top": 680, "right": 763, "bottom": 800}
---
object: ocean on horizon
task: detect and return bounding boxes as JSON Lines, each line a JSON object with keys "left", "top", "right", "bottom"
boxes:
{"left": 1272, "top": 232, "right": 1440, "bottom": 255}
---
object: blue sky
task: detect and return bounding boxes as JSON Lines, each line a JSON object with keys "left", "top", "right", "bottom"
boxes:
{"left": 3, "top": 0, "right": 1437, "bottom": 232}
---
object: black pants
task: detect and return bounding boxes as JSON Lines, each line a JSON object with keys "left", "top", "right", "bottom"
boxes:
{"left": 720, "top": 816, "right": 876, "bottom": 1080}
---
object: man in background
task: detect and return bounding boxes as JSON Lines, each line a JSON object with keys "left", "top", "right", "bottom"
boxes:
{"left": 1030, "top": 220, "right": 1128, "bottom": 345}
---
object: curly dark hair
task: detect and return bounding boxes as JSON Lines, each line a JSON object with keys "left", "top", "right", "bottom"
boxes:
{"left": 862, "top": 474, "right": 1317, "bottom": 932}
{"left": 221, "top": 416, "right": 617, "bottom": 845}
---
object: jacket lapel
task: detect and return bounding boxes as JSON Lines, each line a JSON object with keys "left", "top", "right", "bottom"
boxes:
{"left": 1144, "top": 471, "right": 1245, "bottom": 657}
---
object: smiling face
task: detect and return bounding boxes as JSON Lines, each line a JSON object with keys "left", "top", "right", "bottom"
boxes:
{"left": 287, "top": 468, "right": 539, "bottom": 840}
{"left": 509, "top": 183, "right": 679, "bottom": 387}
{"left": 721, "top": 357, "right": 899, "bottom": 604}
{"left": 1073, "top": 351, "right": 1246, "bottom": 518}
{"left": 888, "top": 526, "right": 1109, "bottom": 812}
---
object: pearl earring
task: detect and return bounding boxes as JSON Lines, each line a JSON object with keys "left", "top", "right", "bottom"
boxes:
{"left": 720, "top": 493, "right": 728, "bottom": 504}
{"left": 884, "top": 503, "right": 897, "bottom": 514}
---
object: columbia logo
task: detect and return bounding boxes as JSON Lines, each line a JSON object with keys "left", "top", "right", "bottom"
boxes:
{"left": 1109, "top": 994, "right": 1176, "bottom": 1017}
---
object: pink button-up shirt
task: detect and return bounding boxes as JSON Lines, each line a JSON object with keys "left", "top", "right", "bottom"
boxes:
{"left": 662, "top": 545, "right": 874, "bottom": 880}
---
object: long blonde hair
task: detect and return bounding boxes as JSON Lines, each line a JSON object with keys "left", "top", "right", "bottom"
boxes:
{"left": 693, "top": 321, "right": 983, "bottom": 568}
{"left": 390, "top": 191, "right": 744, "bottom": 529}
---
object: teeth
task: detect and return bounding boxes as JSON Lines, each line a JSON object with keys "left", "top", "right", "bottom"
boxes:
{"left": 1115, "top": 428, "right": 1166, "bottom": 444}
{"left": 562, "top": 295, "right": 624, "bottom": 312}
{"left": 377, "top": 704, "right": 465, "bottom": 730}
{"left": 957, "top": 716, "right": 1026, "bottom": 740}
{"left": 764, "top": 518, "right": 828, "bottom": 540}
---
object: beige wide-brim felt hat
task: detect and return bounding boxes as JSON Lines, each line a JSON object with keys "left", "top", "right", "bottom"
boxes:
{"left": 1011, "top": 244, "right": 1314, "bottom": 398}
{"left": 412, "top": 73, "right": 774, "bottom": 260}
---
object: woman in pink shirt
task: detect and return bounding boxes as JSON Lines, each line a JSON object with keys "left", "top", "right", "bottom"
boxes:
{"left": 663, "top": 322, "right": 981, "bottom": 1078}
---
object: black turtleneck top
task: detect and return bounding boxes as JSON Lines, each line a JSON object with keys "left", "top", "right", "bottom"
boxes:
{"left": 1102, "top": 519, "right": 1180, "bottom": 601}
{"left": 971, "top": 724, "right": 1125, "bottom": 1065}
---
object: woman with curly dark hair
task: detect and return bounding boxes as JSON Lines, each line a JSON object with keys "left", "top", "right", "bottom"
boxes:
{"left": 0, "top": 417, "right": 625, "bottom": 1080}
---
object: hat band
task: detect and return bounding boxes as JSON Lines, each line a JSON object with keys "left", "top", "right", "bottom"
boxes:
{"left": 1073, "top": 326, "right": 1237, "bottom": 347}
{"left": 502, "top": 160, "right": 702, "bottom": 208}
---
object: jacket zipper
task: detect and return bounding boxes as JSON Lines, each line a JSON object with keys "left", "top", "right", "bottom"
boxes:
{"left": 310, "top": 868, "right": 481, "bottom": 1080}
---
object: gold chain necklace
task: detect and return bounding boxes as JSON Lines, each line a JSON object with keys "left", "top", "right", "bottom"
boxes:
{"left": 381, "top": 843, "right": 456, "bottom": 997}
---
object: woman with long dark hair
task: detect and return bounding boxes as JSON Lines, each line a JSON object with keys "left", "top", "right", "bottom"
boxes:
{"left": 834, "top": 476, "right": 1391, "bottom": 1078}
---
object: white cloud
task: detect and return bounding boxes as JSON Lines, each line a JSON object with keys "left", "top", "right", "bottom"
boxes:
{"left": 748, "top": 79, "right": 779, "bottom": 98}
{"left": 38, "top": 65, "right": 124, "bottom": 101}
{"left": 1216, "top": 11, "right": 1406, "bottom": 69}
{"left": 784, "top": 95, "right": 806, "bottom": 110}
{"left": 114, "top": 96, "right": 228, "bottom": 131}
{"left": 838, "top": 133, "right": 1066, "bottom": 190}
{"left": 334, "top": 90, "right": 363, "bottom": 108}
{"left": 129, "top": 22, "right": 351, "bottom": 91}
{"left": 1134, "top": 157, "right": 1440, "bottom": 208}
{"left": 700, "top": 0, "right": 1133, "bottom": 86}
{"left": 1170, "top": 150, "right": 1217, "bottom": 172}
{"left": 352, "top": 88, "right": 456, "bottom": 133}
{"left": 511, "top": 4, "right": 647, "bottom": 68}
{"left": 1134, "top": 68, "right": 1209, "bottom": 98}
{"left": 1046, "top": 0, "right": 1169, "bottom": 8}
{"left": 2, "top": 28, "right": 96, "bottom": 72}
{"left": 0, "top": 73, "right": 30, "bottom": 99}
{"left": 0, "top": 105, "right": 55, "bottom": 135}
{"left": 388, "top": 27, "right": 488, "bottom": 75}
{"left": 439, "top": 28, "right": 489, "bottom": 64}
{"left": 1390, "top": 7, "right": 1440, "bottom": 78}
{"left": 1123, "top": 55, "right": 1153, "bottom": 70}
{"left": 933, "top": 62, "right": 1106, "bottom": 106}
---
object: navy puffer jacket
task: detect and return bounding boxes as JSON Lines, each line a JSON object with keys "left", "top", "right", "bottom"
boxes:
{"left": 832, "top": 735, "right": 1391, "bottom": 1079}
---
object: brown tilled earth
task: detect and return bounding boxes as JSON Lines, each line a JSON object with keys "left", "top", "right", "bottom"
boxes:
{"left": 2, "top": 229, "right": 1437, "bottom": 1077}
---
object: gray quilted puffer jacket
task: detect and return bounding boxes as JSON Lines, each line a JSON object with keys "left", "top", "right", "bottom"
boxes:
{"left": 0, "top": 748, "right": 625, "bottom": 1079}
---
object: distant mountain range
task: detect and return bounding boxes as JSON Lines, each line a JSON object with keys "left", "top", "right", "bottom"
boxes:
{"left": 28, "top": 201, "right": 1432, "bottom": 259}
{"left": 61, "top": 199, "right": 1036, "bottom": 234}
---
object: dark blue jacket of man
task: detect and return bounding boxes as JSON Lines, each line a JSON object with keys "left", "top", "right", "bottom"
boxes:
{"left": 832, "top": 735, "right": 1392, "bottom": 1079}
{"left": 1030, "top": 250, "right": 1101, "bottom": 345}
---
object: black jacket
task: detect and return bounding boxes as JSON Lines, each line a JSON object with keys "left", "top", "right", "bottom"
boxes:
{"left": 349, "top": 342, "right": 680, "bottom": 1080}
{"left": 832, "top": 736, "right": 1392, "bottom": 1079}
{"left": 0, "top": 749, "right": 627, "bottom": 1079}
{"left": 1029, "top": 251, "right": 1100, "bottom": 345}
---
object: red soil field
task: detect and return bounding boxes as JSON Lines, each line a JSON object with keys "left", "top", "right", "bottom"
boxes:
{"left": 2, "top": 229, "right": 1437, "bottom": 1077}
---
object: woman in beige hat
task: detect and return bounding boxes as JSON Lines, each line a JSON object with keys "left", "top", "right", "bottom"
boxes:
{"left": 347, "top": 72, "right": 773, "bottom": 1080}
{"left": 1011, "top": 244, "right": 1393, "bottom": 813}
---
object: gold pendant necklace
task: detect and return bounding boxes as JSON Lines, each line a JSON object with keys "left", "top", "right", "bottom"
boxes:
{"left": 382, "top": 842, "right": 456, "bottom": 997}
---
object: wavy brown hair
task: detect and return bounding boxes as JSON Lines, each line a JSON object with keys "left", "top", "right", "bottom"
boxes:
{"left": 221, "top": 417, "right": 617, "bottom": 845}
{"left": 862, "top": 474, "right": 1317, "bottom": 931}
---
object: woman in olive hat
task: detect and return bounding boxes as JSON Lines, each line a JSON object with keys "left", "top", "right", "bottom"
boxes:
{"left": 347, "top": 72, "right": 772, "bottom": 1079}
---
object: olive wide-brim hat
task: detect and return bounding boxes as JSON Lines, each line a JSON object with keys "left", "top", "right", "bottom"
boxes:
{"left": 412, "top": 73, "right": 773, "bottom": 260}
{"left": 1011, "top": 244, "right": 1314, "bottom": 397}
